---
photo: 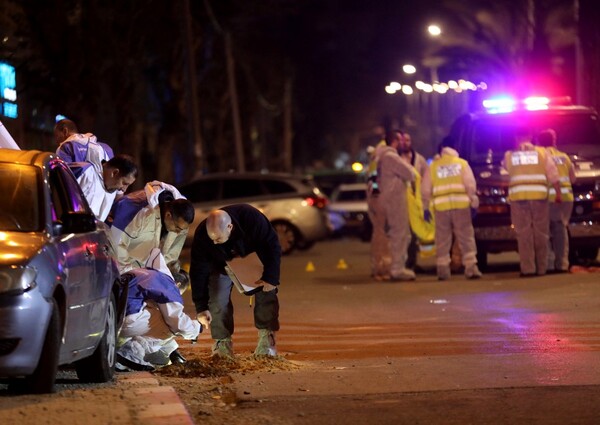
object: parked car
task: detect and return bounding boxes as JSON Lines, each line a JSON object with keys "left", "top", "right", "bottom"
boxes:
{"left": 328, "top": 183, "right": 371, "bottom": 241}
{"left": 178, "top": 172, "right": 333, "bottom": 255}
{"left": 0, "top": 149, "right": 126, "bottom": 393}
{"left": 449, "top": 96, "right": 600, "bottom": 268}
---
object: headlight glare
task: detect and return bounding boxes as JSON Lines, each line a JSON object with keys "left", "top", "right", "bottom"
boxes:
{"left": 0, "top": 266, "right": 37, "bottom": 294}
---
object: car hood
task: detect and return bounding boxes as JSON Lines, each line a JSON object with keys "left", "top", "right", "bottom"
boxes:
{"left": 0, "top": 232, "right": 46, "bottom": 266}
{"left": 471, "top": 164, "right": 509, "bottom": 187}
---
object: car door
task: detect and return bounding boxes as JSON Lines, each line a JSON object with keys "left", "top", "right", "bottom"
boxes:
{"left": 49, "top": 163, "right": 101, "bottom": 356}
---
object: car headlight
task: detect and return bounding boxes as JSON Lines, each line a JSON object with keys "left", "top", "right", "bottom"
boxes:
{"left": 0, "top": 266, "right": 37, "bottom": 295}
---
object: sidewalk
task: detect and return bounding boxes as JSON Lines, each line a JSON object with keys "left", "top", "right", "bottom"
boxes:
{"left": 118, "top": 372, "right": 194, "bottom": 425}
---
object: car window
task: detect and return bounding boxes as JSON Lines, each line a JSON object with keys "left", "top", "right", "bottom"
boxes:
{"left": 467, "top": 112, "right": 600, "bottom": 164}
{"left": 0, "top": 163, "right": 41, "bottom": 232}
{"left": 337, "top": 189, "right": 366, "bottom": 202}
{"left": 263, "top": 179, "right": 297, "bottom": 194}
{"left": 180, "top": 180, "right": 220, "bottom": 203}
{"left": 49, "top": 164, "right": 89, "bottom": 222}
{"left": 222, "top": 178, "right": 264, "bottom": 199}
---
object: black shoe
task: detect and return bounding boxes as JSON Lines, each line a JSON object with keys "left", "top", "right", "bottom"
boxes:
{"left": 169, "top": 349, "right": 186, "bottom": 364}
{"left": 116, "top": 354, "right": 155, "bottom": 371}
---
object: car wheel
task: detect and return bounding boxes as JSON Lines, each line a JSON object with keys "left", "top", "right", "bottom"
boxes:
{"left": 75, "top": 292, "right": 117, "bottom": 383}
{"left": 272, "top": 221, "right": 297, "bottom": 255}
{"left": 24, "top": 298, "right": 60, "bottom": 394}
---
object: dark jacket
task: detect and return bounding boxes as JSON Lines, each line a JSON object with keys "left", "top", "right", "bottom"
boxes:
{"left": 190, "top": 204, "right": 282, "bottom": 312}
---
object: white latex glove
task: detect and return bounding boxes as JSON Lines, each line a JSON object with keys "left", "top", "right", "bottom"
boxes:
{"left": 256, "top": 279, "right": 277, "bottom": 292}
{"left": 197, "top": 310, "right": 212, "bottom": 329}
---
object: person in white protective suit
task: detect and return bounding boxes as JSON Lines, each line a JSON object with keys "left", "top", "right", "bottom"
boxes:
{"left": 69, "top": 154, "right": 138, "bottom": 221}
{"left": 422, "top": 137, "right": 482, "bottom": 280}
{"left": 54, "top": 118, "right": 114, "bottom": 174}
{"left": 366, "top": 141, "right": 391, "bottom": 280}
{"left": 116, "top": 249, "right": 202, "bottom": 371}
{"left": 109, "top": 181, "right": 195, "bottom": 274}
{"left": 398, "top": 131, "right": 430, "bottom": 272}
{"left": 375, "top": 129, "right": 417, "bottom": 281}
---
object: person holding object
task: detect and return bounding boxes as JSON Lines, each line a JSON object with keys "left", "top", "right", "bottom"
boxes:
{"left": 422, "top": 136, "right": 482, "bottom": 280}
{"left": 116, "top": 249, "right": 202, "bottom": 371}
{"left": 375, "top": 129, "right": 417, "bottom": 281}
{"left": 190, "top": 204, "right": 281, "bottom": 358}
{"left": 110, "top": 181, "right": 194, "bottom": 274}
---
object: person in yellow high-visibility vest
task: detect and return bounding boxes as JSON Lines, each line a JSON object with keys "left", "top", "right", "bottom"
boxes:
{"left": 422, "top": 136, "right": 481, "bottom": 280}
{"left": 503, "top": 136, "right": 561, "bottom": 277}
{"left": 537, "top": 129, "right": 576, "bottom": 272}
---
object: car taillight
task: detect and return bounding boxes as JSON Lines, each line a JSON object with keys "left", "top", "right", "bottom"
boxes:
{"left": 477, "top": 205, "right": 509, "bottom": 214}
{"left": 304, "top": 195, "right": 328, "bottom": 209}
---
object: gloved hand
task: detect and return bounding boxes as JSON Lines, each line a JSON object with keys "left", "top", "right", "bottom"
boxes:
{"left": 197, "top": 310, "right": 212, "bottom": 329}
{"left": 423, "top": 209, "right": 432, "bottom": 222}
{"left": 255, "top": 280, "right": 277, "bottom": 292}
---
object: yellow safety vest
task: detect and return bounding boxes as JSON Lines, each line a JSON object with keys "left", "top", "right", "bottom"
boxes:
{"left": 430, "top": 155, "right": 470, "bottom": 211}
{"left": 546, "top": 147, "right": 574, "bottom": 202}
{"left": 504, "top": 147, "right": 548, "bottom": 201}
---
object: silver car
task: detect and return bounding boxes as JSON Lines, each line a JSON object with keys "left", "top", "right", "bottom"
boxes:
{"left": 179, "top": 172, "right": 333, "bottom": 254}
{"left": 0, "top": 149, "right": 126, "bottom": 393}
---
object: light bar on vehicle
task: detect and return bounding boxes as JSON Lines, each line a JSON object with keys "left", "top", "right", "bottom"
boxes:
{"left": 482, "top": 96, "right": 557, "bottom": 114}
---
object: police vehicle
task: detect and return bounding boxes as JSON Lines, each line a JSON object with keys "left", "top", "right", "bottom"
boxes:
{"left": 449, "top": 96, "right": 600, "bottom": 268}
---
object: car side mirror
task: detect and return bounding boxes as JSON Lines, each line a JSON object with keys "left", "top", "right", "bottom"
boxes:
{"left": 59, "top": 211, "right": 97, "bottom": 234}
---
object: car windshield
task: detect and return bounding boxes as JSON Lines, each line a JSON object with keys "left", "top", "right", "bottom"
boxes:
{"left": 0, "top": 164, "right": 41, "bottom": 232}
{"left": 466, "top": 112, "right": 600, "bottom": 164}
{"left": 335, "top": 189, "right": 366, "bottom": 202}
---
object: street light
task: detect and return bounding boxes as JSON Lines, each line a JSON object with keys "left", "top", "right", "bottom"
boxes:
{"left": 403, "top": 64, "right": 417, "bottom": 74}
{"left": 427, "top": 24, "right": 442, "bottom": 37}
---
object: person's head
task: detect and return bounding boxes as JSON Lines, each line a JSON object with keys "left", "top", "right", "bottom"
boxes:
{"left": 438, "top": 135, "right": 457, "bottom": 154}
{"left": 385, "top": 129, "right": 403, "bottom": 149}
{"left": 206, "top": 209, "right": 233, "bottom": 244}
{"left": 398, "top": 131, "right": 412, "bottom": 154}
{"left": 172, "top": 268, "right": 190, "bottom": 295}
{"left": 537, "top": 129, "right": 557, "bottom": 148}
{"left": 162, "top": 199, "right": 195, "bottom": 234}
{"left": 102, "top": 154, "right": 138, "bottom": 193}
{"left": 54, "top": 119, "right": 79, "bottom": 145}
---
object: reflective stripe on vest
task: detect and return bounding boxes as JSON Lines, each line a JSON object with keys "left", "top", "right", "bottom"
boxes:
{"left": 505, "top": 149, "right": 548, "bottom": 201}
{"left": 431, "top": 156, "right": 470, "bottom": 211}
{"left": 547, "top": 147, "right": 574, "bottom": 202}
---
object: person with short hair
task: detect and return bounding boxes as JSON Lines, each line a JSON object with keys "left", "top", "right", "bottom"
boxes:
{"left": 69, "top": 154, "right": 138, "bottom": 221}
{"left": 55, "top": 118, "right": 114, "bottom": 173}
{"left": 190, "top": 204, "right": 281, "bottom": 358}
{"left": 398, "top": 131, "right": 430, "bottom": 271}
{"left": 110, "top": 181, "right": 194, "bottom": 274}
{"left": 116, "top": 250, "right": 201, "bottom": 371}
{"left": 503, "top": 134, "right": 561, "bottom": 276}
{"left": 422, "top": 136, "right": 482, "bottom": 280}
{"left": 537, "top": 129, "right": 576, "bottom": 272}
{"left": 375, "top": 129, "right": 416, "bottom": 281}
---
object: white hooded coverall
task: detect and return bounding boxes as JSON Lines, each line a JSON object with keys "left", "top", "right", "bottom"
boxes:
{"left": 376, "top": 144, "right": 416, "bottom": 279}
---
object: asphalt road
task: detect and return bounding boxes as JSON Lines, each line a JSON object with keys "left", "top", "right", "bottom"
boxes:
{"left": 2, "top": 238, "right": 599, "bottom": 424}
{"left": 190, "top": 238, "right": 600, "bottom": 424}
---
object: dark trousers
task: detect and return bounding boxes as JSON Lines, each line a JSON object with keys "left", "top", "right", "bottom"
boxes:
{"left": 208, "top": 272, "right": 280, "bottom": 340}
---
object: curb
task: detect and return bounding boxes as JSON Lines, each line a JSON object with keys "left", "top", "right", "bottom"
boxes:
{"left": 118, "top": 372, "right": 194, "bottom": 425}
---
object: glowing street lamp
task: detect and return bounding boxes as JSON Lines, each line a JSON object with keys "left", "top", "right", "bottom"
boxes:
{"left": 402, "top": 64, "right": 416, "bottom": 74}
{"left": 427, "top": 24, "right": 442, "bottom": 37}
